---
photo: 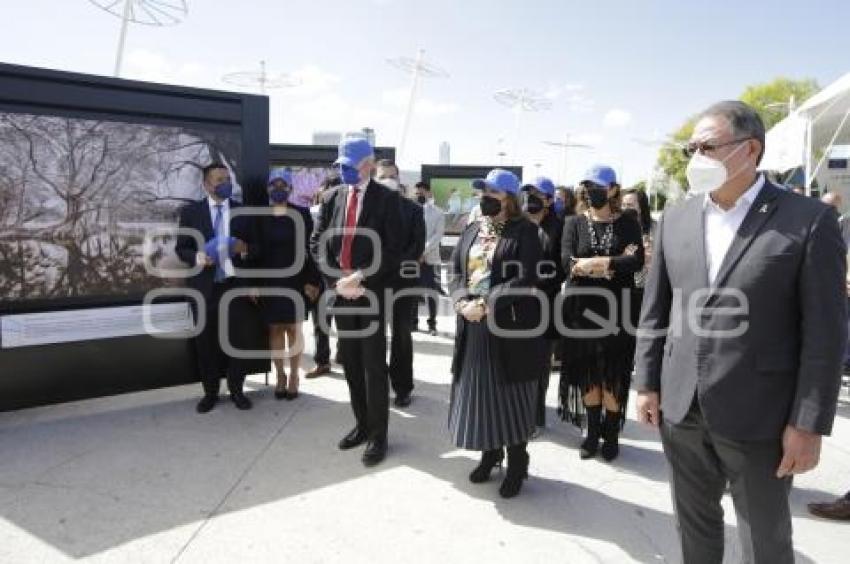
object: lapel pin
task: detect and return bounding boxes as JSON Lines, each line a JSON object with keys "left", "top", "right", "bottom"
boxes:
{"left": 759, "top": 204, "right": 769, "bottom": 213}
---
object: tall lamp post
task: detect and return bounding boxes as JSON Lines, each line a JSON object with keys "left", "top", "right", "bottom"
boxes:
{"left": 222, "top": 60, "right": 301, "bottom": 96}
{"left": 543, "top": 134, "right": 593, "bottom": 184}
{"left": 494, "top": 88, "right": 552, "bottom": 166}
{"left": 88, "top": 0, "right": 188, "bottom": 78}
{"left": 387, "top": 49, "right": 449, "bottom": 167}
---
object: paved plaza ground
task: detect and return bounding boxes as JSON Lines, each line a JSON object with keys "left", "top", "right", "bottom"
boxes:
{"left": 1, "top": 309, "right": 848, "bottom": 563}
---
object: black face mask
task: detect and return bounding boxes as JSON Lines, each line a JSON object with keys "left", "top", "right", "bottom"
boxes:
{"left": 416, "top": 195, "right": 428, "bottom": 205}
{"left": 523, "top": 194, "right": 545, "bottom": 214}
{"left": 587, "top": 187, "right": 609, "bottom": 209}
{"left": 480, "top": 195, "right": 502, "bottom": 217}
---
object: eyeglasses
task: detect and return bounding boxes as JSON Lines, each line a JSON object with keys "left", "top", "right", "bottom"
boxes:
{"left": 682, "top": 137, "right": 753, "bottom": 158}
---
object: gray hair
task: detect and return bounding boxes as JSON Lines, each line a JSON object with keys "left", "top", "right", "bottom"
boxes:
{"left": 699, "top": 100, "right": 765, "bottom": 165}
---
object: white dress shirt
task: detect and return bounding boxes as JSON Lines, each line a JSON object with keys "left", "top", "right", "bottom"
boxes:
{"left": 207, "top": 196, "right": 235, "bottom": 278}
{"left": 704, "top": 174, "right": 765, "bottom": 285}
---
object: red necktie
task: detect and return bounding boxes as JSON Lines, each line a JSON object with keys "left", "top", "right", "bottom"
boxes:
{"left": 340, "top": 187, "right": 359, "bottom": 272}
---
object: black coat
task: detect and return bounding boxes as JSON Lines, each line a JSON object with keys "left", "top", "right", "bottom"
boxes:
{"left": 449, "top": 217, "right": 549, "bottom": 384}
{"left": 393, "top": 196, "right": 427, "bottom": 289}
{"left": 310, "top": 179, "right": 402, "bottom": 292}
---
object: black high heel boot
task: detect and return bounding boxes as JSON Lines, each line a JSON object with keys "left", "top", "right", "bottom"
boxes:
{"left": 600, "top": 410, "right": 621, "bottom": 462}
{"left": 499, "top": 443, "right": 529, "bottom": 498}
{"left": 580, "top": 406, "right": 602, "bottom": 459}
{"left": 469, "top": 448, "right": 505, "bottom": 483}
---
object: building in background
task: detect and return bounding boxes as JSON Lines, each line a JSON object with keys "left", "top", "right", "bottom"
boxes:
{"left": 312, "top": 131, "right": 342, "bottom": 146}
{"left": 439, "top": 141, "right": 451, "bottom": 165}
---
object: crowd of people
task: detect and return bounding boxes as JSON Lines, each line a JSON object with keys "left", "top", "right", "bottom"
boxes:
{"left": 174, "top": 99, "right": 849, "bottom": 563}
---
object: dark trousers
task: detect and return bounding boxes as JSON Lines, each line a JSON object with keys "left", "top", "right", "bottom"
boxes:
{"left": 334, "top": 294, "right": 389, "bottom": 440}
{"left": 660, "top": 400, "right": 793, "bottom": 564}
{"left": 191, "top": 280, "right": 245, "bottom": 397}
{"left": 389, "top": 294, "right": 416, "bottom": 396}
{"left": 310, "top": 298, "right": 332, "bottom": 366}
{"left": 414, "top": 263, "right": 440, "bottom": 329}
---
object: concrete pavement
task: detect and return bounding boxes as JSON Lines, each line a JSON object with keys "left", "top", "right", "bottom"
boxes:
{"left": 0, "top": 310, "right": 848, "bottom": 563}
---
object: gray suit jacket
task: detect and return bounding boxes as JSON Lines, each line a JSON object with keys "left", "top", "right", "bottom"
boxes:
{"left": 634, "top": 178, "right": 847, "bottom": 440}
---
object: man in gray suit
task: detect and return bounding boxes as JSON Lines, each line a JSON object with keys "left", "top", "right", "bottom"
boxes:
{"left": 634, "top": 100, "right": 847, "bottom": 564}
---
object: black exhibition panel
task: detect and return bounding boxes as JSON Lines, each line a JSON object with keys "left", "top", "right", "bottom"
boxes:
{"left": 420, "top": 164, "right": 524, "bottom": 185}
{"left": 0, "top": 62, "right": 269, "bottom": 411}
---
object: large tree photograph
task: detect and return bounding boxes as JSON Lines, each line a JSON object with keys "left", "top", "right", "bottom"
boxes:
{"left": 0, "top": 111, "right": 242, "bottom": 304}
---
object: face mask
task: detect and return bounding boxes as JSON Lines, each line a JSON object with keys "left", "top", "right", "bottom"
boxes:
{"left": 685, "top": 142, "right": 747, "bottom": 194}
{"left": 480, "top": 195, "right": 502, "bottom": 217}
{"left": 339, "top": 165, "right": 361, "bottom": 186}
{"left": 587, "top": 186, "right": 609, "bottom": 209}
{"left": 416, "top": 195, "right": 428, "bottom": 205}
{"left": 379, "top": 177, "right": 400, "bottom": 191}
{"left": 269, "top": 188, "right": 290, "bottom": 204}
{"left": 213, "top": 182, "right": 233, "bottom": 200}
{"left": 524, "top": 194, "right": 545, "bottom": 214}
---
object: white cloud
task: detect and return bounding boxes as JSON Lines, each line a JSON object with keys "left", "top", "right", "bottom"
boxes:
{"left": 603, "top": 109, "right": 633, "bottom": 129}
{"left": 381, "top": 87, "right": 460, "bottom": 117}
{"left": 123, "top": 49, "right": 211, "bottom": 88}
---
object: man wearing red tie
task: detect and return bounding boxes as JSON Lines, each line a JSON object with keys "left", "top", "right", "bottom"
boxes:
{"left": 311, "top": 138, "right": 402, "bottom": 466}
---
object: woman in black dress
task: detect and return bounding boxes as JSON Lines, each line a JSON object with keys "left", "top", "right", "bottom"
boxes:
{"left": 448, "top": 169, "right": 547, "bottom": 499}
{"left": 261, "top": 169, "right": 321, "bottom": 400}
{"left": 559, "top": 165, "right": 644, "bottom": 462}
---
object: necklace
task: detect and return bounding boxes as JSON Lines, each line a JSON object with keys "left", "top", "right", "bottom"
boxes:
{"left": 586, "top": 217, "right": 615, "bottom": 256}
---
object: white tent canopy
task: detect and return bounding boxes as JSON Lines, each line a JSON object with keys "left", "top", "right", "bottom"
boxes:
{"left": 760, "top": 71, "right": 850, "bottom": 185}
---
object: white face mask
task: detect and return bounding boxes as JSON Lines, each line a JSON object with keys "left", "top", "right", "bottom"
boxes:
{"left": 686, "top": 153, "right": 727, "bottom": 194}
{"left": 685, "top": 141, "right": 748, "bottom": 194}
{"left": 379, "top": 177, "right": 400, "bottom": 191}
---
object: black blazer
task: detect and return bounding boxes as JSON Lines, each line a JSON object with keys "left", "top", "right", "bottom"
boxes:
{"left": 175, "top": 198, "right": 260, "bottom": 299}
{"left": 310, "top": 179, "right": 402, "bottom": 292}
{"left": 449, "top": 217, "right": 548, "bottom": 384}
{"left": 393, "top": 196, "right": 427, "bottom": 289}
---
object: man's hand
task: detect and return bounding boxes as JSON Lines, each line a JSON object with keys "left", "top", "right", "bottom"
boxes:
{"left": 776, "top": 425, "right": 822, "bottom": 478}
{"left": 461, "top": 301, "right": 486, "bottom": 323}
{"left": 196, "top": 251, "right": 214, "bottom": 267}
{"left": 232, "top": 238, "right": 248, "bottom": 256}
{"left": 335, "top": 273, "right": 364, "bottom": 300}
{"left": 636, "top": 391, "right": 661, "bottom": 427}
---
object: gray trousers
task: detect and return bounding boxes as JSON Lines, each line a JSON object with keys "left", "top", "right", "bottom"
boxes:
{"left": 660, "top": 401, "right": 793, "bottom": 564}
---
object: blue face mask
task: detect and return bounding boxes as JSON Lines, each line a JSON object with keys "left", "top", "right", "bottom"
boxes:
{"left": 214, "top": 182, "right": 233, "bottom": 200}
{"left": 269, "top": 188, "right": 290, "bottom": 204}
{"left": 339, "top": 165, "right": 361, "bottom": 186}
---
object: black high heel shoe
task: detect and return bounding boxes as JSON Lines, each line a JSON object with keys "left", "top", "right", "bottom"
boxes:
{"left": 469, "top": 448, "right": 505, "bottom": 483}
{"left": 499, "top": 443, "right": 529, "bottom": 499}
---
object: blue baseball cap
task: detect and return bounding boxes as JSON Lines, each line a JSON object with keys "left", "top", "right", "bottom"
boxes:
{"left": 267, "top": 168, "right": 293, "bottom": 187}
{"left": 581, "top": 164, "right": 617, "bottom": 187}
{"left": 471, "top": 169, "right": 520, "bottom": 195}
{"left": 522, "top": 176, "right": 556, "bottom": 197}
{"left": 334, "top": 137, "right": 374, "bottom": 167}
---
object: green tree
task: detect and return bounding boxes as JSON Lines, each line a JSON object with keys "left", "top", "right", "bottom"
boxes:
{"left": 657, "top": 77, "right": 820, "bottom": 191}
{"left": 657, "top": 117, "right": 696, "bottom": 191}
{"left": 740, "top": 77, "right": 819, "bottom": 130}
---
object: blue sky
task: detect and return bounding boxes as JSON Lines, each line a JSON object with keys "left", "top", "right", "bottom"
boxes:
{"left": 2, "top": 0, "right": 848, "bottom": 185}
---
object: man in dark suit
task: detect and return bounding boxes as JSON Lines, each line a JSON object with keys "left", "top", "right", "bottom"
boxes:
{"left": 175, "top": 163, "right": 261, "bottom": 413}
{"left": 311, "top": 139, "right": 402, "bottom": 466}
{"left": 375, "top": 159, "right": 425, "bottom": 408}
{"left": 634, "top": 101, "right": 847, "bottom": 563}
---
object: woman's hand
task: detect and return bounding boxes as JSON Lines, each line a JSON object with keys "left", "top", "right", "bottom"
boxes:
{"left": 304, "top": 284, "right": 320, "bottom": 303}
{"left": 574, "top": 257, "right": 610, "bottom": 278}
